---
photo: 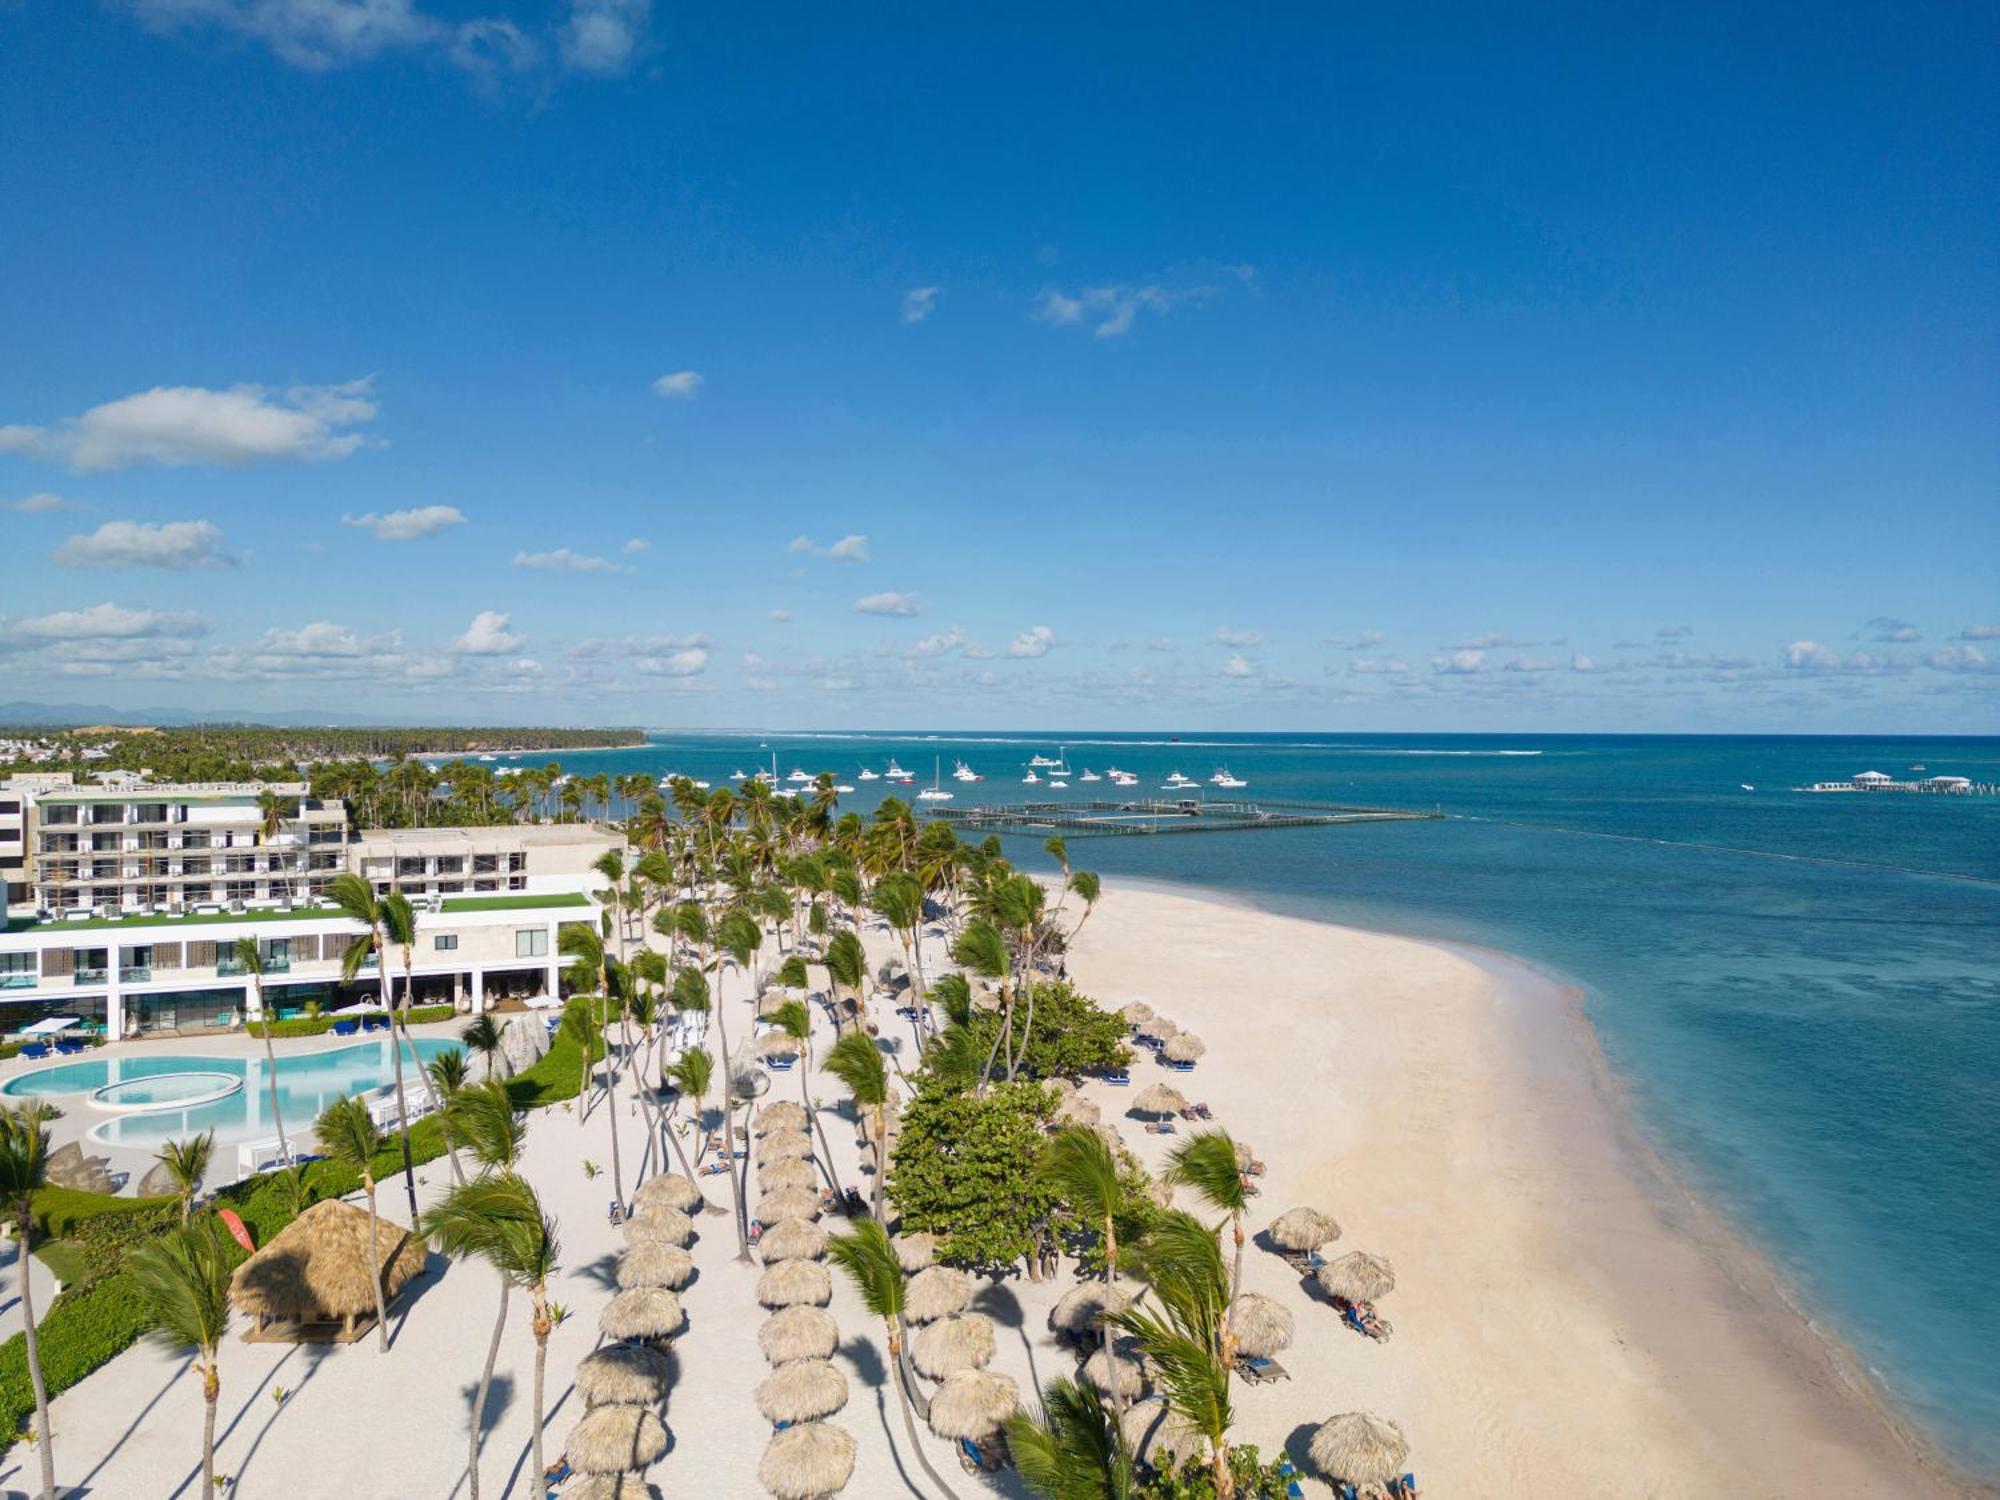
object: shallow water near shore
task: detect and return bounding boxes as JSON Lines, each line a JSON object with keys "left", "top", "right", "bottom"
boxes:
{"left": 535, "top": 729, "right": 2000, "bottom": 1478}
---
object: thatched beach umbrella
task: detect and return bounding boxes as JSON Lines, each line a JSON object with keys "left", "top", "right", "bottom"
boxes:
{"left": 1268, "top": 1206, "right": 1341, "bottom": 1252}
{"left": 600, "top": 1286, "right": 685, "bottom": 1343}
{"left": 757, "top": 1101, "right": 809, "bottom": 1135}
{"left": 1225, "top": 1292, "right": 1295, "bottom": 1358}
{"left": 1129, "top": 1083, "right": 1186, "bottom": 1120}
{"left": 759, "top": 1158, "right": 819, "bottom": 1193}
{"left": 1082, "top": 1343, "right": 1148, "bottom": 1398}
{"left": 563, "top": 1476, "right": 661, "bottom": 1500}
{"left": 228, "top": 1199, "right": 427, "bottom": 1342}
{"left": 1095, "top": 1123, "right": 1126, "bottom": 1151}
{"left": 575, "top": 1344, "right": 671, "bottom": 1409}
{"left": 1308, "top": 1412, "right": 1409, "bottom": 1486}
{"left": 633, "top": 1174, "right": 704, "bottom": 1215}
{"left": 892, "top": 1231, "right": 935, "bottom": 1273}
{"left": 1135, "top": 1017, "right": 1179, "bottom": 1043}
{"left": 1163, "top": 1033, "right": 1206, "bottom": 1064}
{"left": 1119, "top": 1399, "right": 1205, "bottom": 1469}
{"left": 926, "top": 1369, "right": 1019, "bottom": 1440}
{"left": 759, "top": 1033, "right": 801, "bottom": 1062}
{"left": 911, "top": 1313, "right": 996, "bottom": 1379}
{"left": 904, "top": 1264, "right": 971, "bottom": 1324}
{"left": 1049, "top": 1281, "right": 1131, "bottom": 1336}
{"left": 759, "top": 1305, "right": 839, "bottom": 1365}
{"left": 759, "top": 1420, "right": 856, "bottom": 1499}
{"left": 757, "top": 1187, "right": 823, "bottom": 1224}
{"left": 1053, "top": 1094, "right": 1100, "bottom": 1128}
{"left": 759, "top": 1218, "right": 830, "bottom": 1263}
{"left": 565, "top": 1402, "right": 670, "bottom": 1475}
{"left": 755, "top": 1358, "right": 849, "bottom": 1425}
{"left": 1318, "top": 1251, "right": 1395, "bottom": 1304}
{"left": 757, "top": 1132, "right": 815, "bottom": 1164}
{"left": 1047, "top": 1076, "right": 1077, "bottom": 1097}
{"left": 757, "top": 991, "right": 793, "bottom": 1018}
{"left": 758, "top": 1258, "right": 833, "bottom": 1308}
{"left": 1119, "top": 1001, "right": 1154, "bottom": 1025}
{"left": 618, "top": 1241, "right": 694, "bottom": 1292}
{"left": 1144, "top": 1176, "right": 1175, "bottom": 1209}
{"left": 624, "top": 1207, "right": 694, "bottom": 1248}
{"left": 969, "top": 983, "right": 1002, "bottom": 1014}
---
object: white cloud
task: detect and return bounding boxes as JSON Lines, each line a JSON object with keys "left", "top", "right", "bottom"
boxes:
{"left": 8, "top": 492, "right": 77, "bottom": 513}
{"left": 341, "top": 504, "right": 465, "bottom": 540}
{"left": 1, "top": 601, "right": 208, "bottom": 644}
{"left": 513, "top": 547, "right": 623, "bottom": 574}
{"left": 453, "top": 610, "right": 525, "bottom": 655}
{"left": 854, "top": 592, "right": 920, "bottom": 617}
{"left": 621, "top": 537, "right": 651, "bottom": 554}
{"left": 901, "top": 287, "right": 939, "bottom": 324}
{"left": 1348, "top": 657, "right": 1411, "bottom": 675}
{"left": 1007, "top": 625, "right": 1056, "bottom": 659}
{"left": 2, "top": 379, "right": 378, "bottom": 471}
{"left": 561, "top": 0, "right": 650, "bottom": 74}
{"left": 255, "top": 622, "right": 398, "bottom": 659}
{"left": 788, "top": 533, "right": 868, "bottom": 563}
{"left": 1782, "top": 640, "right": 1915, "bottom": 675}
{"left": 1783, "top": 640, "right": 1843, "bottom": 672}
{"left": 53, "top": 519, "right": 235, "bottom": 571}
{"left": 1213, "top": 626, "right": 1264, "bottom": 648}
{"left": 651, "top": 369, "right": 702, "bottom": 400}
{"left": 1448, "top": 631, "right": 1546, "bottom": 651}
{"left": 1570, "top": 654, "right": 1595, "bottom": 672}
{"left": 1957, "top": 624, "right": 2000, "bottom": 641}
{"left": 1034, "top": 278, "right": 1226, "bottom": 339}
{"left": 1862, "top": 616, "right": 1921, "bottom": 643}
{"left": 1326, "top": 630, "right": 1387, "bottom": 649}
{"left": 768, "top": 609, "right": 793, "bottom": 623}
{"left": 1146, "top": 637, "right": 1177, "bottom": 653}
{"left": 909, "top": 626, "right": 969, "bottom": 658}
{"left": 1432, "top": 649, "right": 1488, "bottom": 675}
{"left": 1924, "top": 644, "right": 1997, "bottom": 675}
{"left": 127, "top": 0, "right": 443, "bottom": 69}
{"left": 1220, "top": 653, "right": 1254, "bottom": 678}
{"left": 632, "top": 647, "right": 708, "bottom": 677}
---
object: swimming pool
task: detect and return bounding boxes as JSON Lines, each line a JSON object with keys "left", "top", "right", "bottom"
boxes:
{"left": 3, "top": 1038, "right": 459, "bottom": 1149}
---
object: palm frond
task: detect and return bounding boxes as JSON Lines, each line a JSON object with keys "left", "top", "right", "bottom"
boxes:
{"left": 1164, "top": 1130, "right": 1247, "bottom": 1218}
{"left": 825, "top": 1218, "right": 905, "bottom": 1322}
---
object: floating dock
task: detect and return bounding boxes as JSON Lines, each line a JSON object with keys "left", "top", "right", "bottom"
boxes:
{"left": 924, "top": 796, "right": 1439, "bottom": 838}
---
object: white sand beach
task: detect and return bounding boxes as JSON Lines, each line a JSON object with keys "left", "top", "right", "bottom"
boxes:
{"left": 0, "top": 877, "right": 1965, "bottom": 1498}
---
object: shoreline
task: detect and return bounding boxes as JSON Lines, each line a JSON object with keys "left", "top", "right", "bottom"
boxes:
{"left": 1079, "top": 873, "right": 1978, "bottom": 1497}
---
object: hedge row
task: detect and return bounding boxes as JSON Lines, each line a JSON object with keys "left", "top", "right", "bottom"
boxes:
{"left": 0, "top": 1010, "right": 604, "bottom": 1454}
{"left": 245, "top": 1003, "right": 457, "bottom": 1040}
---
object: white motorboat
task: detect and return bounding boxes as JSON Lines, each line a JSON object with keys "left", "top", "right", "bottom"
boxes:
{"left": 773, "top": 788, "right": 799, "bottom": 800}
{"left": 1028, "top": 753, "right": 1062, "bottom": 768}
{"left": 1078, "top": 769, "right": 1101, "bottom": 782}
{"left": 1022, "top": 769, "right": 1041, "bottom": 785}
{"left": 1211, "top": 767, "right": 1247, "bottom": 788}
{"left": 834, "top": 783, "right": 856, "bottom": 794}
{"left": 885, "top": 759, "right": 911, "bottom": 780}
{"left": 729, "top": 769, "right": 749, "bottom": 781}
{"left": 691, "top": 779, "right": 710, "bottom": 790}
{"left": 1048, "top": 779, "right": 1068, "bottom": 789}
{"left": 1162, "top": 771, "right": 1199, "bottom": 790}
{"left": 786, "top": 769, "right": 813, "bottom": 783}
{"left": 477, "top": 754, "right": 497, "bottom": 762}
{"left": 857, "top": 768, "right": 880, "bottom": 781}
{"left": 952, "top": 759, "right": 983, "bottom": 782}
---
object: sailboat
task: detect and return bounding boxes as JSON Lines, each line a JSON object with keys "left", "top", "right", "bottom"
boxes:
{"left": 917, "top": 757, "right": 954, "bottom": 802}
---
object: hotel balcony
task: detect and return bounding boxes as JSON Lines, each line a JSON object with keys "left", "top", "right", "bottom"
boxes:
{"left": 74, "top": 968, "right": 109, "bottom": 986}
{"left": 119, "top": 965, "right": 151, "bottom": 983}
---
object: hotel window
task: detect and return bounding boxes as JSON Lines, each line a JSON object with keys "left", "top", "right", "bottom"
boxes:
{"left": 184, "top": 883, "right": 212, "bottom": 903}
{"left": 434, "top": 934, "right": 459, "bottom": 952}
{"left": 225, "top": 881, "right": 255, "bottom": 902}
{"left": 515, "top": 928, "right": 548, "bottom": 958}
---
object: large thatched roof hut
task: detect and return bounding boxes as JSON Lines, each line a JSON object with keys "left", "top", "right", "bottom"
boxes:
{"left": 759, "top": 1305, "right": 839, "bottom": 1365}
{"left": 926, "top": 1369, "right": 1019, "bottom": 1440}
{"left": 599, "top": 1287, "right": 685, "bottom": 1343}
{"left": 633, "top": 1174, "right": 704, "bottom": 1215}
{"left": 1225, "top": 1292, "right": 1295, "bottom": 1358}
{"left": 1120, "top": 1399, "right": 1205, "bottom": 1468}
{"left": 1308, "top": 1412, "right": 1409, "bottom": 1486}
{"left": 756, "top": 1100, "right": 809, "bottom": 1135}
{"left": 1129, "top": 1083, "right": 1186, "bottom": 1119}
{"left": 623, "top": 1207, "right": 694, "bottom": 1249}
{"left": 1053, "top": 1094, "right": 1101, "bottom": 1128}
{"left": 1317, "top": 1251, "right": 1395, "bottom": 1304}
{"left": 1267, "top": 1206, "right": 1340, "bottom": 1251}
{"left": 1134, "top": 1016, "right": 1179, "bottom": 1043}
{"left": 229, "top": 1199, "right": 427, "bottom": 1344}
{"left": 758, "top": 1258, "right": 833, "bottom": 1308}
{"left": 1082, "top": 1343, "right": 1149, "bottom": 1399}
{"left": 759, "top": 1158, "right": 819, "bottom": 1193}
{"left": 759, "top": 1421, "right": 855, "bottom": 1499}
{"left": 566, "top": 1402, "right": 669, "bottom": 1475}
{"left": 759, "top": 1219, "right": 830, "bottom": 1263}
{"left": 904, "top": 1264, "right": 971, "bottom": 1324}
{"left": 756, "top": 1132, "right": 815, "bottom": 1164}
{"left": 575, "top": 1344, "right": 671, "bottom": 1409}
{"left": 618, "top": 1242, "right": 694, "bottom": 1291}
{"left": 756, "top": 1187, "right": 823, "bottom": 1224}
{"left": 1163, "top": 1033, "right": 1206, "bottom": 1064}
{"left": 754, "top": 1358, "right": 849, "bottom": 1424}
{"left": 910, "top": 1313, "right": 996, "bottom": 1380}
{"left": 1119, "top": 1001, "right": 1154, "bottom": 1024}
{"left": 892, "top": 1231, "right": 935, "bottom": 1272}
{"left": 563, "top": 1476, "right": 661, "bottom": 1500}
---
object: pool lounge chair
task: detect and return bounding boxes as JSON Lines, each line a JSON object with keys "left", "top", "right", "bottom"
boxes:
{"left": 19, "top": 1042, "right": 48, "bottom": 1060}
{"left": 331, "top": 1019, "right": 359, "bottom": 1037}
{"left": 1100, "top": 1070, "right": 1130, "bottom": 1086}
{"left": 1274, "top": 1458, "right": 1307, "bottom": 1499}
{"left": 1162, "top": 1057, "right": 1196, "bottom": 1072}
{"left": 767, "top": 1055, "right": 795, "bottom": 1072}
{"left": 54, "top": 1038, "right": 86, "bottom": 1056}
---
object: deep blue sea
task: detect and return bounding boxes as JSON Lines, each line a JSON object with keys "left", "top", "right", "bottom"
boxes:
{"left": 492, "top": 730, "right": 2000, "bottom": 1476}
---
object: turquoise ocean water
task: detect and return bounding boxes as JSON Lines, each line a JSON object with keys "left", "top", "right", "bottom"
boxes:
{"left": 495, "top": 730, "right": 2000, "bottom": 1477}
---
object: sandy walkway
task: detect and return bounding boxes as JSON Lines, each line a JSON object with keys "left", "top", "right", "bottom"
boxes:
{"left": 0, "top": 879, "right": 1966, "bottom": 1498}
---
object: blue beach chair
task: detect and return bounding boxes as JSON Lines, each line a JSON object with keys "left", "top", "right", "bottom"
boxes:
{"left": 1101, "top": 1070, "right": 1130, "bottom": 1086}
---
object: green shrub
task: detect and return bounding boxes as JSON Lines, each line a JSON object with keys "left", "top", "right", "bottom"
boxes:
{"left": 30, "top": 1187, "right": 173, "bottom": 1240}
{"left": 0, "top": 1271, "right": 154, "bottom": 1448}
{"left": 404, "top": 1004, "right": 456, "bottom": 1026}
{"left": 244, "top": 1016, "right": 332, "bottom": 1039}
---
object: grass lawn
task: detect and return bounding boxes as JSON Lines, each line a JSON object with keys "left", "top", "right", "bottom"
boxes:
{"left": 439, "top": 893, "right": 590, "bottom": 913}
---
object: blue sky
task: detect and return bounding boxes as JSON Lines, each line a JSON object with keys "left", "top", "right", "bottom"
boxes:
{"left": 1, "top": 0, "right": 1994, "bottom": 731}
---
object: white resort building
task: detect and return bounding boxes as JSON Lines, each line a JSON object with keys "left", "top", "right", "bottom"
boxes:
{"left": 0, "top": 773, "right": 619, "bottom": 1039}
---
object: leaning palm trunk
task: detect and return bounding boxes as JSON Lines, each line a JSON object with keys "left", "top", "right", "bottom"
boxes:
{"left": 250, "top": 972, "right": 290, "bottom": 1164}
{"left": 884, "top": 1318, "right": 959, "bottom": 1498}
{"left": 531, "top": 1286, "right": 552, "bottom": 1491}
{"left": 802, "top": 1045, "right": 846, "bottom": 1203}
{"left": 601, "top": 994, "right": 626, "bottom": 1209}
{"left": 869, "top": 1105, "right": 887, "bottom": 1221}
{"left": 16, "top": 1205, "right": 56, "bottom": 1500}
{"left": 378, "top": 933, "right": 418, "bottom": 1223}
{"left": 711, "top": 958, "right": 751, "bottom": 1260}
{"left": 199, "top": 1356, "right": 220, "bottom": 1494}
{"left": 402, "top": 951, "right": 463, "bottom": 1186}
{"left": 361, "top": 1167, "right": 390, "bottom": 1353}
{"left": 466, "top": 1276, "right": 508, "bottom": 1500}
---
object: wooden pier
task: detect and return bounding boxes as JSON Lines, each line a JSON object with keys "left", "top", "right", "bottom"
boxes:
{"left": 923, "top": 796, "right": 1439, "bottom": 838}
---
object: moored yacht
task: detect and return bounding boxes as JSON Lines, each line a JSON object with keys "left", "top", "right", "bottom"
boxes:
{"left": 1028, "top": 752, "right": 1062, "bottom": 768}
{"left": 729, "top": 769, "right": 749, "bottom": 781}
{"left": 1162, "top": 771, "right": 1200, "bottom": 791}
{"left": 952, "top": 759, "right": 984, "bottom": 782}
{"left": 1078, "top": 768, "right": 1102, "bottom": 782}
{"left": 857, "top": 768, "right": 880, "bottom": 781}
{"left": 1022, "top": 768, "right": 1042, "bottom": 785}
{"left": 917, "top": 758, "right": 955, "bottom": 801}
{"left": 1210, "top": 767, "right": 1247, "bottom": 788}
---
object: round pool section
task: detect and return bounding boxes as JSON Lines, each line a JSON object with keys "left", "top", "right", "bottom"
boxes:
{"left": 90, "top": 1071, "right": 242, "bottom": 1114}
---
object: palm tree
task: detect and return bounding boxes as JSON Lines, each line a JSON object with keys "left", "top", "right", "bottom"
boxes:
{"left": 714, "top": 908, "right": 762, "bottom": 1259}
{"left": 664, "top": 1045, "right": 714, "bottom": 1184}
{"left": 315, "top": 1094, "right": 391, "bottom": 1353}
{"left": 1110, "top": 1213, "right": 1236, "bottom": 1498}
{"left": 1006, "top": 1376, "right": 1134, "bottom": 1500}
{"left": 127, "top": 1216, "right": 234, "bottom": 1494}
{"left": 328, "top": 871, "right": 418, "bottom": 1221}
{"left": 772, "top": 1000, "right": 844, "bottom": 1201}
{"left": 823, "top": 928, "right": 865, "bottom": 1035}
{"left": 237, "top": 936, "right": 292, "bottom": 1165}
{"left": 461, "top": 1012, "right": 508, "bottom": 1080}
{"left": 448, "top": 1078, "right": 528, "bottom": 1174}
{"left": 0, "top": 1102, "right": 59, "bottom": 1500}
{"left": 427, "top": 1049, "right": 471, "bottom": 1186}
{"left": 420, "top": 1172, "right": 560, "bottom": 1500}
{"left": 951, "top": 919, "right": 1010, "bottom": 1093}
{"left": 1165, "top": 1130, "right": 1252, "bottom": 1357}
{"left": 822, "top": 1030, "right": 889, "bottom": 1220}
{"left": 826, "top": 1219, "right": 963, "bottom": 1500}
{"left": 559, "top": 1000, "right": 600, "bottom": 1122}
{"left": 154, "top": 1131, "right": 214, "bottom": 1225}
{"left": 559, "top": 920, "right": 626, "bottom": 1209}
{"left": 1041, "top": 1127, "right": 1131, "bottom": 1406}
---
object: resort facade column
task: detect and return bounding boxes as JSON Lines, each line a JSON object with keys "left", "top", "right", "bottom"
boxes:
{"left": 103, "top": 988, "right": 124, "bottom": 1040}
{"left": 470, "top": 968, "right": 486, "bottom": 1012}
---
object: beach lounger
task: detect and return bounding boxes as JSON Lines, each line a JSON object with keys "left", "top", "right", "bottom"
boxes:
{"left": 1275, "top": 1458, "right": 1307, "bottom": 1499}
{"left": 956, "top": 1435, "right": 1005, "bottom": 1474}
{"left": 1145, "top": 1120, "right": 1177, "bottom": 1135}
{"left": 19, "top": 1043, "right": 48, "bottom": 1060}
{"left": 1389, "top": 1475, "right": 1420, "bottom": 1498}
{"left": 331, "top": 1019, "right": 358, "bottom": 1036}
{"left": 767, "top": 1056, "right": 795, "bottom": 1072}
{"left": 1236, "top": 1354, "right": 1289, "bottom": 1383}
{"left": 1100, "top": 1071, "right": 1130, "bottom": 1086}
{"left": 1163, "top": 1058, "right": 1196, "bottom": 1072}
{"left": 1337, "top": 1483, "right": 1360, "bottom": 1500}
